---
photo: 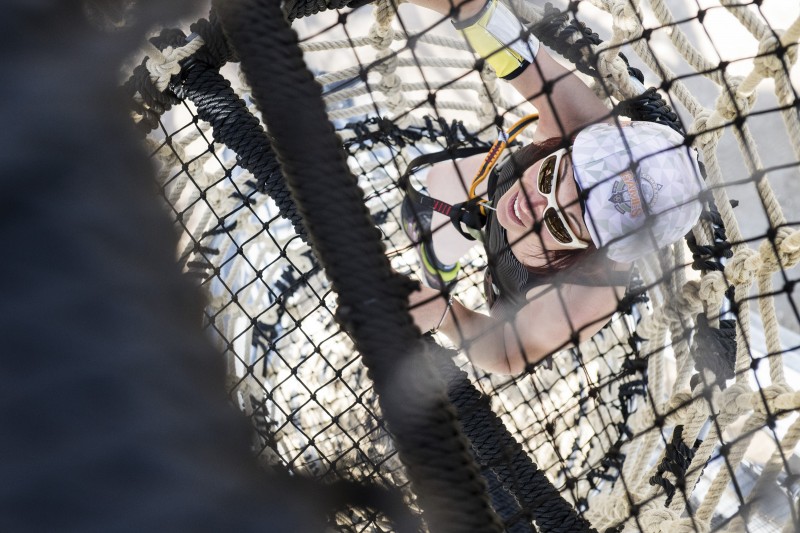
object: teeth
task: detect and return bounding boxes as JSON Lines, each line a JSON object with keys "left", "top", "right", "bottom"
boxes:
{"left": 513, "top": 196, "right": 522, "bottom": 223}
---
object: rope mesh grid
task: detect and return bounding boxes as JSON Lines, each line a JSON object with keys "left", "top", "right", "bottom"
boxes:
{"left": 132, "top": 0, "right": 800, "bottom": 531}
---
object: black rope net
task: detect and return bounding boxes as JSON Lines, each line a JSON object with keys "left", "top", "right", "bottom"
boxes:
{"left": 128, "top": 0, "right": 800, "bottom": 531}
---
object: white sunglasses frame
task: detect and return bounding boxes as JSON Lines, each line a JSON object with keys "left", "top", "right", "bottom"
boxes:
{"left": 533, "top": 147, "right": 590, "bottom": 250}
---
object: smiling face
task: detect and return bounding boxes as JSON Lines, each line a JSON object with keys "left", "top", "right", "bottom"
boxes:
{"left": 494, "top": 150, "right": 592, "bottom": 268}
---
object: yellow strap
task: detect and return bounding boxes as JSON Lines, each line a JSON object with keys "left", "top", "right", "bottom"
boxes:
{"left": 468, "top": 136, "right": 506, "bottom": 199}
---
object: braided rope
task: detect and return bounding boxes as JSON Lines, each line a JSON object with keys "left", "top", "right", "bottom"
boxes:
{"left": 131, "top": 0, "right": 800, "bottom": 531}
{"left": 216, "top": 1, "right": 505, "bottom": 531}
{"left": 143, "top": 37, "right": 206, "bottom": 93}
{"left": 431, "top": 346, "right": 597, "bottom": 533}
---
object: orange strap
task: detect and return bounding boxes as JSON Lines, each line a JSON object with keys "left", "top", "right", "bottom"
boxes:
{"left": 468, "top": 113, "right": 539, "bottom": 216}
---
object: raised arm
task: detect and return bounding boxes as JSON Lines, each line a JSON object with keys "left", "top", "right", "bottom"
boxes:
{"left": 409, "top": 280, "right": 621, "bottom": 374}
{"left": 403, "top": 0, "right": 622, "bottom": 373}
{"left": 407, "top": 0, "right": 611, "bottom": 140}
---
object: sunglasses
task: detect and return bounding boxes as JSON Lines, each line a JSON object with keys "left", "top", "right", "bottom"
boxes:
{"left": 533, "top": 148, "right": 590, "bottom": 249}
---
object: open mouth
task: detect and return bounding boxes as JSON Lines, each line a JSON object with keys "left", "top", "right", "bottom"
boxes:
{"left": 507, "top": 192, "right": 525, "bottom": 227}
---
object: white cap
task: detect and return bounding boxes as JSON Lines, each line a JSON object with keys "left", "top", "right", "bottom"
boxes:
{"left": 571, "top": 121, "right": 705, "bottom": 263}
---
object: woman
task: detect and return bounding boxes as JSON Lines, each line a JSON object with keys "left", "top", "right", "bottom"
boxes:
{"left": 404, "top": 0, "right": 705, "bottom": 374}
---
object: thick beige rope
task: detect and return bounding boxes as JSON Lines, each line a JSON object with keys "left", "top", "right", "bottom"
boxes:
{"left": 135, "top": 1, "right": 800, "bottom": 531}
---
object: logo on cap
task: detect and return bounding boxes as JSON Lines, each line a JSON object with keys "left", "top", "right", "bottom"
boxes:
{"left": 608, "top": 171, "right": 662, "bottom": 217}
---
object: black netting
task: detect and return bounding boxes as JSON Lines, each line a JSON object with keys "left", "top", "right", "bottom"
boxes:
{"left": 111, "top": 0, "right": 800, "bottom": 531}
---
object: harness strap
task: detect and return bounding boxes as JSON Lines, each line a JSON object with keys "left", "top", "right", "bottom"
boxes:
{"left": 400, "top": 114, "right": 539, "bottom": 241}
{"left": 399, "top": 146, "right": 490, "bottom": 241}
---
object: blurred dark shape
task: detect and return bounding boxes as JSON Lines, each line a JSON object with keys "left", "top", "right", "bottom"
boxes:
{"left": 0, "top": 1, "right": 326, "bottom": 531}
{"left": 83, "top": 0, "right": 136, "bottom": 30}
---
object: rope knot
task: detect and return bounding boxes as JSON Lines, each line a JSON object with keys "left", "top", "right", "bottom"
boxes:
{"left": 774, "top": 389, "right": 800, "bottom": 411}
{"left": 678, "top": 280, "right": 703, "bottom": 315}
{"left": 609, "top": 0, "right": 641, "bottom": 40}
{"left": 718, "top": 382, "right": 752, "bottom": 420}
{"left": 373, "top": 49, "right": 399, "bottom": 75}
{"left": 378, "top": 72, "right": 402, "bottom": 92}
{"left": 754, "top": 382, "right": 795, "bottom": 418}
{"left": 759, "top": 227, "right": 800, "bottom": 272}
{"left": 147, "top": 52, "right": 182, "bottom": 78}
{"left": 689, "top": 110, "right": 723, "bottom": 151}
{"left": 714, "top": 76, "right": 755, "bottom": 121}
{"left": 698, "top": 271, "right": 727, "bottom": 309}
{"left": 639, "top": 508, "right": 711, "bottom": 533}
{"left": 724, "top": 247, "right": 762, "bottom": 285}
{"left": 777, "top": 227, "right": 800, "bottom": 267}
{"left": 368, "top": 23, "right": 395, "bottom": 50}
{"left": 374, "top": 0, "right": 400, "bottom": 26}
{"left": 143, "top": 35, "right": 205, "bottom": 93}
{"left": 638, "top": 508, "right": 677, "bottom": 532}
{"left": 595, "top": 44, "right": 632, "bottom": 91}
{"left": 755, "top": 31, "right": 798, "bottom": 79}
{"left": 586, "top": 491, "right": 630, "bottom": 528}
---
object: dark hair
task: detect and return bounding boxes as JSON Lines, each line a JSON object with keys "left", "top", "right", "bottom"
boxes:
{"left": 505, "top": 136, "right": 600, "bottom": 279}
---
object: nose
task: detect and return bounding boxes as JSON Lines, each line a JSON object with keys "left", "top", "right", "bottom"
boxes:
{"left": 518, "top": 180, "right": 546, "bottom": 222}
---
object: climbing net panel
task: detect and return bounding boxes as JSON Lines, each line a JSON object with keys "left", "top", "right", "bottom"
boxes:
{"left": 129, "top": 0, "right": 800, "bottom": 531}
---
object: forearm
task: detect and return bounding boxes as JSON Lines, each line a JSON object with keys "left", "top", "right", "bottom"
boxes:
{"left": 407, "top": 0, "right": 484, "bottom": 17}
{"left": 407, "top": 285, "right": 513, "bottom": 373}
{"left": 407, "top": 0, "right": 611, "bottom": 138}
{"left": 439, "top": 300, "right": 514, "bottom": 374}
{"left": 508, "top": 49, "right": 612, "bottom": 140}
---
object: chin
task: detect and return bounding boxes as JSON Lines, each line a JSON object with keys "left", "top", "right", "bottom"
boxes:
{"left": 510, "top": 243, "right": 546, "bottom": 268}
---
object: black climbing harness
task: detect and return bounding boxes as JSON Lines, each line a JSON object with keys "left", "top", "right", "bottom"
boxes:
{"left": 399, "top": 114, "right": 539, "bottom": 241}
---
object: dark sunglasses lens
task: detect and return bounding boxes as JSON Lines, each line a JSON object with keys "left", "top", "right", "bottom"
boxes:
{"left": 544, "top": 208, "right": 572, "bottom": 243}
{"left": 538, "top": 155, "right": 556, "bottom": 194}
